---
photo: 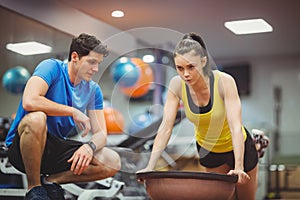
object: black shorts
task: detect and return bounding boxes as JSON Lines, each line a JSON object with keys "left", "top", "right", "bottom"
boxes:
{"left": 196, "top": 130, "right": 258, "bottom": 172}
{"left": 8, "top": 132, "right": 83, "bottom": 174}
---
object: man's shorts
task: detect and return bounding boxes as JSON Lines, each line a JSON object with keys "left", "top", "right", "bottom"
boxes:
{"left": 8, "top": 132, "right": 83, "bottom": 174}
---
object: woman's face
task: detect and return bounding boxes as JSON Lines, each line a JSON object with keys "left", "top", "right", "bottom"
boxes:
{"left": 174, "top": 51, "right": 206, "bottom": 85}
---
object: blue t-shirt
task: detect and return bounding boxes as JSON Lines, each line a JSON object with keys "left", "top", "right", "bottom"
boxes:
{"left": 5, "top": 58, "right": 103, "bottom": 146}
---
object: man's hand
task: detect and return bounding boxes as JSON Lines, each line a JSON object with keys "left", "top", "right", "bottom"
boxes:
{"left": 72, "top": 108, "right": 91, "bottom": 137}
{"left": 67, "top": 144, "right": 93, "bottom": 175}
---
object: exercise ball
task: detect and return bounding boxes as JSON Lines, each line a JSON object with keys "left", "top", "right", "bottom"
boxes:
{"left": 103, "top": 107, "right": 125, "bottom": 134}
{"left": 120, "top": 58, "right": 154, "bottom": 98}
{"left": 128, "top": 112, "right": 159, "bottom": 135}
{"left": 110, "top": 58, "right": 139, "bottom": 87}
{"left": 2, "top": 66, "right": 31, "bottom": 94}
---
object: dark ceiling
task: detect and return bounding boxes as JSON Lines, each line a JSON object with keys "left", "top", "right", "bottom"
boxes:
{"left": 60, "top": 0, "right": 300, "bottom": 59}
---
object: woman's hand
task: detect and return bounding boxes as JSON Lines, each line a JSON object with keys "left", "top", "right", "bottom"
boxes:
{"left": 136, "top": 167, "right": 153, "bottom": 174}
{"left": 136, "top": 167, "right": 153, "bottom": 183}
{"left": 227, "top": 169, "right": 250, "bottom": 185}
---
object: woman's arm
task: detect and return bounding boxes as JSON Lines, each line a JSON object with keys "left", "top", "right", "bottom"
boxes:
{"left": 143, "top": 76, "right": 181, "bottom": 171}
{"left": 219, "top": 72, "right": 250, "bottom": 184}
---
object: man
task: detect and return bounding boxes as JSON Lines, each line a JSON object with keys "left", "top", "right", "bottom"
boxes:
{"left": 5, "top": 33, "right": 121, "bottom": 200}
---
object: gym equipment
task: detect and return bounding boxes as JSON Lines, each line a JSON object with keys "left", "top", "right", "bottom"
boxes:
{"left": 0, "top": 117, "right": 12, "bottom": 141}
{"left": 131, "top": 128, "right": 269, "bottom": 200}
{"left": 0, "top": 144, "right": 27, "bottom": 197}
{"left": 2, "top": 66, "right": 31, "bottom": 94}
{"left": 119, "top": 110, "right": 185, "bottom": 150}
{"left": 265, "top": 155, "right": 300, "bottom": 199}
{"left": 103, "top": 107, "right": 125, "bottom": 134}
{"left": 252, "top": 129, "right": 270, "bottom": 158}
{"left": 136, "top": 171, "right": 238, "bottom": 200}
{"left": 62, "top": 177, "right": 145, "bottom": 200}
{"left": 110, "top": 59, "right": 139, "bottom": 87}
{"left": 120, "top": 58, "right": 154, "bottom": 98}
{"left": 273, "top": 86, "right": 282, "bottom": 153}
{"left": 128, "top": 112, "right": 159, "bottom": 135}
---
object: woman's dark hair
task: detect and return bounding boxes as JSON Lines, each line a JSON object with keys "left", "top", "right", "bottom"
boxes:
{"left": 68, "top": 33, "right": 109, "bottom": 61}
{"left": 174, "top": 32, "right": 211, "bottom": 75}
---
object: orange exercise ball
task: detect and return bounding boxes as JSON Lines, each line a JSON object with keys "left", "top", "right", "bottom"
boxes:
{"left": 103, "top": 107, "right": 125, "bottom": 134}
{"left": 120, "top": 58, "right": 154, "bottom": 98}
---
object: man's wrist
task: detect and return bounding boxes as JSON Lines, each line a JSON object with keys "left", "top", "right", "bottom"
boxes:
{"left": 87, "top": 141, "right": 96, "bottom": 153}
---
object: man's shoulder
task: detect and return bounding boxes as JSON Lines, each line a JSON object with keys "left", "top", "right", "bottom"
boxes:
{"left": 38, "top": 58, "right": 63, "bottom": 67}
{"left": 40, "top": 58, "right": 60, "bottom": 64}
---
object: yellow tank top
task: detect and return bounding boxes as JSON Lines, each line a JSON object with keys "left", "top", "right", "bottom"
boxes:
{"left": 181, "top": 70, "right": 246, "bottom": 153}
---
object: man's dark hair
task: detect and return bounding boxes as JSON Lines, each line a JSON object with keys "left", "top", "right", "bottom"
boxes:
{"left": 68, "top": 33, "right": 109, "bottom": 61}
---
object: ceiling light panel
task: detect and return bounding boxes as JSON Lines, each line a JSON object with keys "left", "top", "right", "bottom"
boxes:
{"left": 224, "top": 18, "right": 273, "bottom": 35}
{"left": 6, "top": 41, "right": 52, "bottom": 55}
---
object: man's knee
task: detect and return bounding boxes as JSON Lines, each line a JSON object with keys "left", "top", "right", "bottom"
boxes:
{"left": 108, "top": 149, "right": 121, "bottom": 172}
{"left": 109, "top": 151, "right": 121, "bottom": 175}
{"left": 18, "top": 111, "right": 47, "bottom": 135}
{"left": 94, "top": 148, "right": 121, "bottom": 178}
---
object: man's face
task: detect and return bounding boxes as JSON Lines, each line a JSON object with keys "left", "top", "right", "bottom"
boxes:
{"left": 76, "top": 51, "right": 104, "bottom": 82}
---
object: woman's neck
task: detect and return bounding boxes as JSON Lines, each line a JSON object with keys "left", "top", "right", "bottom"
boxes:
{"left": 188, "top": 74, "right": 211, "bottom": 106}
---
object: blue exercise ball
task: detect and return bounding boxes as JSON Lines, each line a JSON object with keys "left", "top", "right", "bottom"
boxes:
{"left": 2, "top": 66, "right": 31, "bottom": 94}
{"left": 110, "top": 59, "right": 139, "bottom": 87}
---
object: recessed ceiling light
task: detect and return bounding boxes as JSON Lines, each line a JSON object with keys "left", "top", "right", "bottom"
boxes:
{"left": 224, "top": 18, "right": 273, "bottom": 35}
{"left": 111, "top": 10, "right": 124, "bottom": 18}
{"left": 6, "top": 41, "right": 52, "bottom": 55}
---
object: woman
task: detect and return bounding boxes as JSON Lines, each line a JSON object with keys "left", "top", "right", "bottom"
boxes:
{"left": 138, "top": 32, "right": 259, "bottom": 200}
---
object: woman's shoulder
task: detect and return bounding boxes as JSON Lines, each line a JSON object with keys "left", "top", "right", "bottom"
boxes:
{"left": 214, "top": 70, "right": 235, "bottom": 84}
{"left": 170, "top": 75, "right": 182, "bottom": 83}
{"left": 215, "top": 70, "right": 238, "bottom": 97}
{"left": 169, "top": 75, "right": 182, "bottom": 88}
{"left": 167, "top": 75, "right": 182, "bottom": 98}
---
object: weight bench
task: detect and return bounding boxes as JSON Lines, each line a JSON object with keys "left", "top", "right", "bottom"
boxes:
{"left": 0, "top": 143, "right": 27, "bottom": 197}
